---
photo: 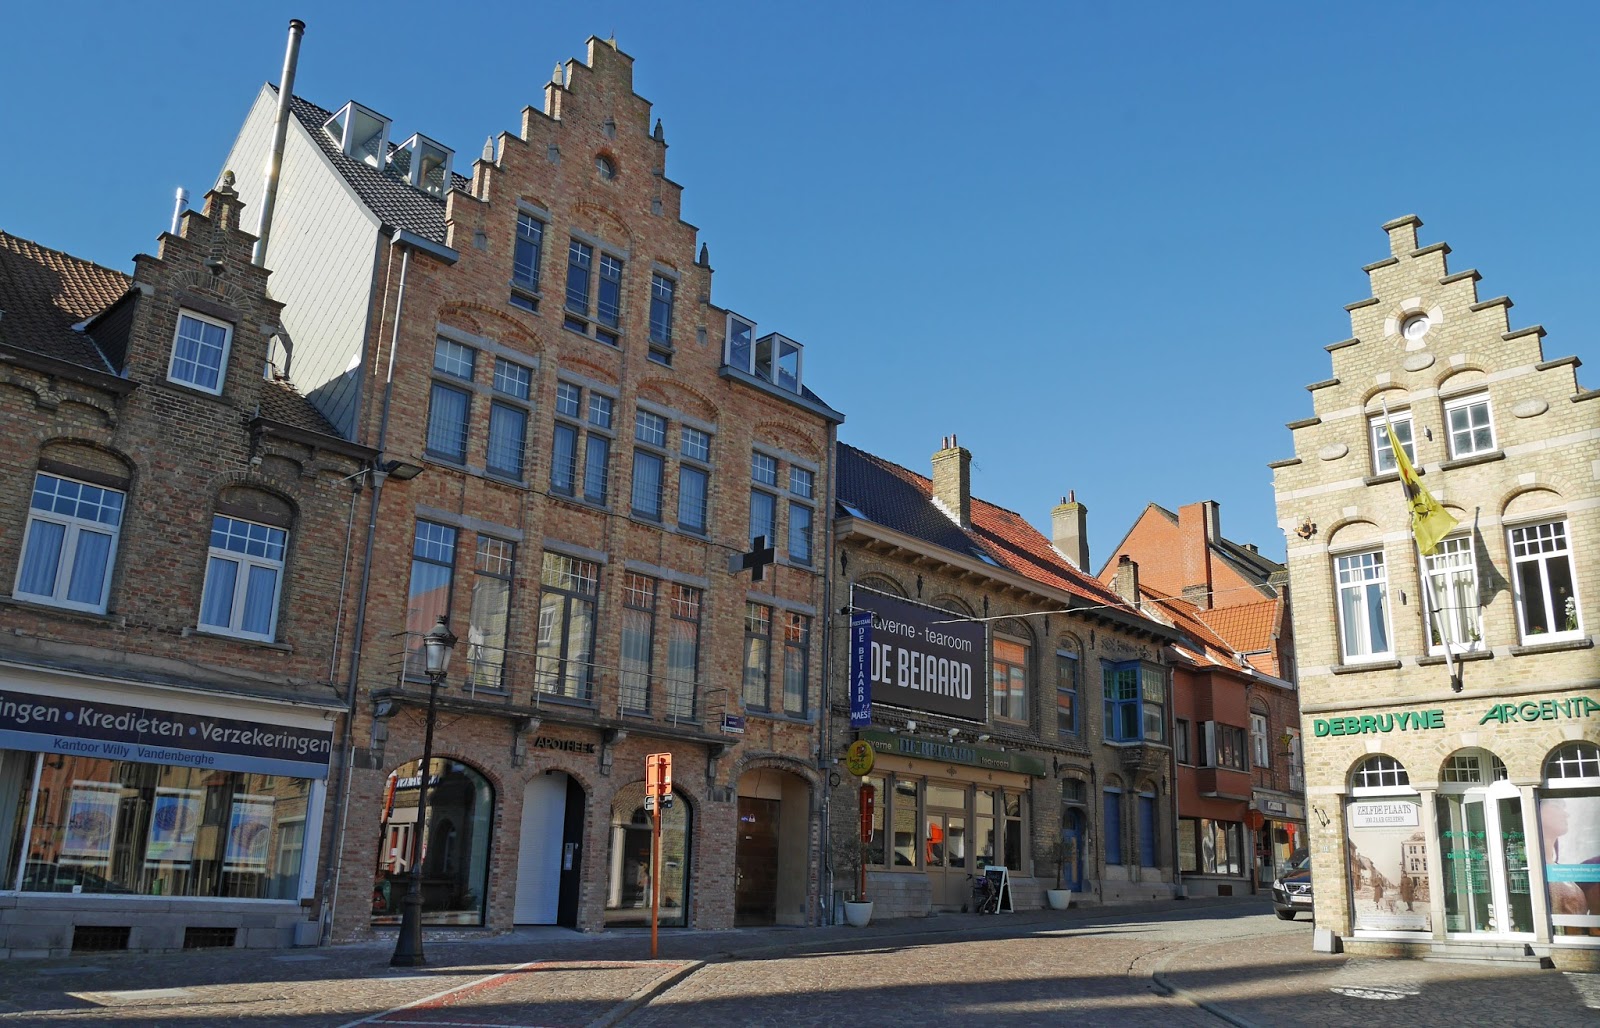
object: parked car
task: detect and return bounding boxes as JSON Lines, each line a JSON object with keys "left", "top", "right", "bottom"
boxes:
{"left": 1271, "top": 853, "right": 1312, "bottom": 920}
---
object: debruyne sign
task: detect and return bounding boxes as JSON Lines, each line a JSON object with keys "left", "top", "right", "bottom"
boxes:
{"left": 851, "top": 586, "right": 987, "bottom": 722}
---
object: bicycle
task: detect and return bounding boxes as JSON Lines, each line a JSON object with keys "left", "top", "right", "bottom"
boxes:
{"left": 968, "top": 872, "right": 1001, "bottom": 914}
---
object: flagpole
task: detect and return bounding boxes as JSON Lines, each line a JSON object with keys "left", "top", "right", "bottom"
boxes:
{"left": 1380, "top": 399, "right": 1462, "bottom": 693}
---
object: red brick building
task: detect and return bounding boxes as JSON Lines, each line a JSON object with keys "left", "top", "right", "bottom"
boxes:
{"left": 1101, "top": 502, "right": 1305, "bottom": 895}
{"left": 0, "top": 183, "right": 371, "bottom": 956}
{"left": 219, "top": 36, "right": 841, "bottom": 939}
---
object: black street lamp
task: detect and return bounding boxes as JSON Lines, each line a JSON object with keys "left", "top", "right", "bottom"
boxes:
{"left": 391, "top": 615, "right": 457, "bottom": 967}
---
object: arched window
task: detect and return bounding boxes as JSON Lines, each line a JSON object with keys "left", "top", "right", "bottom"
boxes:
{"left": 1545, "top": 742, "right": 1600, "bottom": 785}
{"left": 372, "top": 758, "right": 494, "bottom": 926}
{"left": 606, "top": 782, "right": 692, "bottom": 927}
{"left": 1349, "top": 755, "right": 1412, "bottom": 794}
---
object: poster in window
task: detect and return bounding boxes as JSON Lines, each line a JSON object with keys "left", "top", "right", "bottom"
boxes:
{"left": 225, "top": 795, "right": 275, "bottom": 873}
{"left": 61, "top": 782, "right": 121, "bottom": 865}
{"left": 144, "top": 787, "right": 203, "bottom": 866}
{"left": 1346, "top": 798, "right": 1430, "bottom": 931}
{"left": 1541, "top": 793, "right": 1600, "bottom": 934}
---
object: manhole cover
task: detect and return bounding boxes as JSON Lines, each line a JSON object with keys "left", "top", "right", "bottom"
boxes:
{"left": 1330, "top": 986, "right": 1413, "bottom": 1001}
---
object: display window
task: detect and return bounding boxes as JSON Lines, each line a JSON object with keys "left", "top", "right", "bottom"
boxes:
{"left": 1542, "top": 742, "right": 1600, "bottom": 939}
{"left": 1345, "top": 754, "right": 1429, "bottom": 932}
{"left": 0, "top": 750, "right": 312, "bottom": 899}
{"left": 605, "top": 781, "right": 691, "bottom": 927}
{"left": 372, "top": 758, "right": 493, "bottom": 926}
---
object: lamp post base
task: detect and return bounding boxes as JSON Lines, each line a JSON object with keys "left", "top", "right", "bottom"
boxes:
{"left": 390, "top": 887, "right": 426, "bottom": 967}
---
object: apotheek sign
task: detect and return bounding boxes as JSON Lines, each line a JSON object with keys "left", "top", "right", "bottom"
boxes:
{"left": 850, "top": 586, "right": 987, "bottom": 722}
{"left": 0, "top": 687, "right": 332, "bottom": 778}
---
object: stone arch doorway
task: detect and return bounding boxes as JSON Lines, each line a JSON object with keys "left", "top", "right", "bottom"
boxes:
{"left": 513, "top": 772, "right": 586, "bottom": 927}
{"left": 372, "top": 757, "right": 494, "bottom": 927}
{"left": 735, "top": 766, "right": 812, "bottom": 925}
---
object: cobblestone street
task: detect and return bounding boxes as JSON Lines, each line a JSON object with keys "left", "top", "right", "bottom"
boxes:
{"left": 0, "top": 900, "right": 1595, "bottom": 1027}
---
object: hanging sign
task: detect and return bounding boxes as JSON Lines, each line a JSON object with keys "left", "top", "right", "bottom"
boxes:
{"left": 844, "top": 739, "right": 875, "bottom": 777}
{"left": 849, "top": 610, "right": 873, "bottom": 728}
{"left": 851, "top": 586, "right": 986, "bottom": 722}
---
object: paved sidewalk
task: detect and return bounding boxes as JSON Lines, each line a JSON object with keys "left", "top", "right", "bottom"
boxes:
{"left": 1, "top": 900, "right": 1596, "bottom": 1026}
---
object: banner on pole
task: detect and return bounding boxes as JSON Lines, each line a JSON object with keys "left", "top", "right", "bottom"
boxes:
{"left": 849, "top": 610, "right": 873, "bottom": 728}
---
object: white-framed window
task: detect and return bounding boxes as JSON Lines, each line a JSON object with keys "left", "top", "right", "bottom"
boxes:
{"left": 1442, "top": 393, "right": 1495, "bottom": 458}
{"left": 722, "top": 312, "right": 804, "bottom": 394}
{"left": 1350, "top": 754, "right": 1412, "bottom": 795}
{"left": 1202, "top": 722, "right": 1247, "bottom": 771}
{"left": 1334, "top": 549, "right": 1392, "bottom": 662}
{"left": 198, "top": 515, "right": 287, "bottom": 640}
{"left": 1424, "top": 535, "right": 1482, "bottom": 653}
{"left": 168, "top": 310, "right": 233, "bottom": 394}
{"left": 1250, "top": 712, "right": 1269, "bottom": 769}
{"left": 14, "top": 472, "right": 125, "bottom": 613}
{"left": 1509, "top": 519, "right": 1581, "bottom": 641}
{"left": 1368, "top": 412, "right": 1414, "bottom": 475}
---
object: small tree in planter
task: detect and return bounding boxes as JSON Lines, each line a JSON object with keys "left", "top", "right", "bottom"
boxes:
{"left": 834, "top": 836, "right": 875, "bottom": 926}
{"left": 1042, "top": 837, "right": 1074, "bottom": 910}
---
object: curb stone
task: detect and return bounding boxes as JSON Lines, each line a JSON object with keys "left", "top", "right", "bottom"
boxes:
{"left": 587, "top": 960, "right": 703, "bottom": 1028}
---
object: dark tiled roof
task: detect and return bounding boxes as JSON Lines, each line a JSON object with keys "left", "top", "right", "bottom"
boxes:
{"left": 836, "top": 442, "right": 1137, "bottom": 612}
{"left": 285, "top": 91, "right": 471, "bottom": 244}
{"left": 259, "top": 377, "right": 341, "bottom": 436}
{"left": 0, "top": 231, "right": 129, "bottom": 371}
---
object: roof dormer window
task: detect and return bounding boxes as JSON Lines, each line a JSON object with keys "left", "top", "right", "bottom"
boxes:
{"left": 391, "top": 133, "right": 454, "bottom": 197}
{"left": 724, "top": 313, "right": 756, "bottom": 374}
{"left": 756, "top": 333, "right": 803, "bottom": 394}
{"left": 323, "top": 101, "right": 390, "bottom": 169}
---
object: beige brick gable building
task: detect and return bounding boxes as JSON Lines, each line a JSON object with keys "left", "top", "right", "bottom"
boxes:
{"left": 1272, "top": 215, "right": 1599, "bottom": 966}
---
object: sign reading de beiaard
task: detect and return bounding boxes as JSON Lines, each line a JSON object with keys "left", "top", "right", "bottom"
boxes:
{"left": 1313, "top": 694, "right": 1599, "bottom": 738}
{"left": 849, "top": 586, "right": 988, "bottom": 723}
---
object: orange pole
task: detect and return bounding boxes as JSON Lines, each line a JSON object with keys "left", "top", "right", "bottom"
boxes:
{"left": 650, "top": 801, "right": 661, "bottom": 959}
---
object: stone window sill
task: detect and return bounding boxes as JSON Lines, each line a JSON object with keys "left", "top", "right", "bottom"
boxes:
{"left": 1510, "top": 636, "right": 1593, "bottom": 657}
{"left": 0, "top": 595, "right": 126, "bottom": 627}
{"left": 1330, "top": 659, "right": 1402, "bottom": 675}
{"left": 183, "top": 626, "right": 294, "bottom": 653}
{"left": 1440, "top": 450, "right": 1505, "bottom": 472}
{"left": 1416, "top": 649, "right": 1493, "bottom": 667}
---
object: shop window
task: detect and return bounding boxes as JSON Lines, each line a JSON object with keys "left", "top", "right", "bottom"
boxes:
{"left": 1542, "top": 742, "right": 1600, "bottom": 938}
{"left": 1179, "top": 817, "right": 1244, "bottom": 875}
{"left": 373, "top": 758, "right": 493, "bottom": 926}
{"left": 863, "top": 775, "right": 887, "bottom": 867}
{"left": 4, "top": 753, "right": 312, "bottom": 900}
{"left": 892, "top": 779, "right": 920, "bottom": 868}
{"left": 1346, "top": 754, "right": 1428, "bottom": 933}
{"left": 605, "top": 782, "right": 690, "bottom": 927}
{"left": 1003, "top": 793, "right": 1025, "bottom": 873}
{"left": 975, "top": 789, "right": 996, "bottom": 869}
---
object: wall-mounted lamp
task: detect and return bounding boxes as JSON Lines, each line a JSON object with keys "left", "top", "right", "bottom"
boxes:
{"left": 977, "top": 734, "right": 991, "bottom": 743}
{"left": 381, "top": 458, "right": 425, "bottom": 481}
{"left": 905, "top": 720, "right": 918, "bottom": 733}
{"left": 946, "top": 727, "right": 961, "bottom": 740}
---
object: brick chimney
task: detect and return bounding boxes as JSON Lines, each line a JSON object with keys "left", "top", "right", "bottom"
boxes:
{"left": 1112, "top": 555, "right": 1141, "bottom": 610}
{"left": 931, "top": 435, "right": 971, "bottom": 529}
{"left": 1052, "top": 491, "right": 1089, "bottom": 571}
{"left": 1179, "top": 500, "right": 1218, "bottom": 609}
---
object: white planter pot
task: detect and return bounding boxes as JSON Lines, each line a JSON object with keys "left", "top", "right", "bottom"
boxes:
{"left": 843, "top": 900, "right": 874, "bottom": 927}
{"left": 1045, "top": 889, "right": 1074, "bottom": 910}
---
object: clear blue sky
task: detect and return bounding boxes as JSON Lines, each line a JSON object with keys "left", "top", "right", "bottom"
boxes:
{"left": 5, "top": 2, "right": 1595, "bottom": 566}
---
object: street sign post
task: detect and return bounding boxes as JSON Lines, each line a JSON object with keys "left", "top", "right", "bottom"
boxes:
{"left": 645, "top": 752, "right": 673, "bottom": 958}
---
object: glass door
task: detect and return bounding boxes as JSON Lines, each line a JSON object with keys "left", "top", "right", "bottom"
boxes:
{"left": 1437, "top": 785, "right": 1532, "bottom": 936}
{"left": 926, "top": 784, "right": 969, "bottom": 910}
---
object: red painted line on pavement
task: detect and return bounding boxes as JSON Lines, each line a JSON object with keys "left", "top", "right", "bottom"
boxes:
{"left": 334, "top": 961, "right": 544, "bottom": 1028}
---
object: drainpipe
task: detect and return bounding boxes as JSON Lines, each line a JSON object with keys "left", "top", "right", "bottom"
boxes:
{"left": 1170, "top": 663, "right": 1183, "bottom": 899}
{"left": 253, "top": 19, "right": 306, "bottom": 268}
{"left": 818, "top": 421, "right": 838, "bottom": 925}
{"left": 321, "top": 242, "right": 412, "bottom": 943}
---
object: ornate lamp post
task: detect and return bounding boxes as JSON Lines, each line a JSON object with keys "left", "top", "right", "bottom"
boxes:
{"left": 391, "top": 615, "right": 457, "bottom": 967}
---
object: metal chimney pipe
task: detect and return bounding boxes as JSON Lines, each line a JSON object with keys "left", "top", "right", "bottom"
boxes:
{"left": 253, "top": 18, "right": 306, "bottom": 268}
{"left": 169, "top": 188, "right": 189, "bottom": 236}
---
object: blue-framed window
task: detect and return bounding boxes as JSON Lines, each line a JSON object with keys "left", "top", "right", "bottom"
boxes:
{"left": 1103, "top": 790, "right": 1123, "bottom": 866}
{"left": 1103, "top": 660, "right": 1166, "bottom": 743}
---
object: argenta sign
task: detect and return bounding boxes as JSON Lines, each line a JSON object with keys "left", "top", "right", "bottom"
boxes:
{"left": 851, "top": 586, "right": 987, "bottom": 722}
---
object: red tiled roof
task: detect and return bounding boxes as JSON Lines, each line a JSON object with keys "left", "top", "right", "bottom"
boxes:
{"left": 0, "top": 231, "right": 129, "bottom": 370}
{"left": 1196, "top": 598, "right": 1281, "bottom": 655}
{"left": 837, "top": 443, "right": 1137, "bottom": 613}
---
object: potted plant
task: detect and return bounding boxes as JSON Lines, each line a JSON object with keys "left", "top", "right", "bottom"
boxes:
{"left": 835, "top": 837, "right": 875, "bottom": 927}
{"left": 1043, "top": 838, "right": 1074, "bottom": 910}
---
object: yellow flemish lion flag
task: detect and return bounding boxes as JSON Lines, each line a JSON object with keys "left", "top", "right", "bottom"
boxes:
{"left": 1385, "top": 419, "right": 1458, "bottom": 555}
